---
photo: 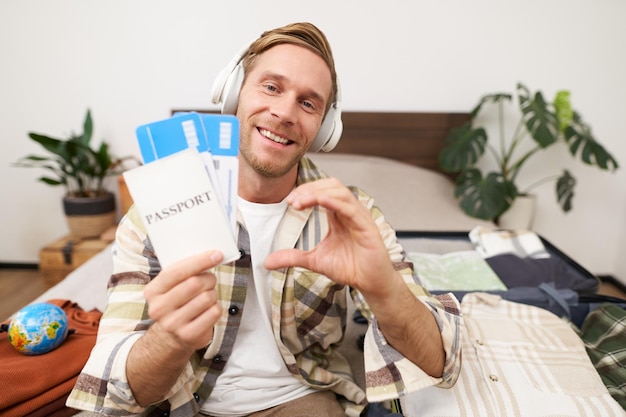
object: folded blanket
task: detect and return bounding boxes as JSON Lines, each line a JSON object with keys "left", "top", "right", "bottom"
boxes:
{"left": 0, "top": 300, "right": 101, "bottom": 417}
{"left": 23, "top": 393, "right": 78, "bottom": 417}
{"left": 469, "top": 225, "right": 550, "bottom": 259}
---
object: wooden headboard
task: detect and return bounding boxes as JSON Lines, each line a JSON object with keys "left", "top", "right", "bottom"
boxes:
{"left": 171, "top": 110, "right": 469, "bottom": 174}
{"left": 332, "top": 112, "right": 468, "bottom": 174}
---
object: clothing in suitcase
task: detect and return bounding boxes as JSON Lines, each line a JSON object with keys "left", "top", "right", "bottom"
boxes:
{"left": 395, "top": 227, "right": 624, "bottom": 327}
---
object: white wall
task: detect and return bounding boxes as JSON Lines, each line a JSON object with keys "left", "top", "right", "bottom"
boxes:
{"left": 2, "top": 0, "right": 625, "bottom": 281}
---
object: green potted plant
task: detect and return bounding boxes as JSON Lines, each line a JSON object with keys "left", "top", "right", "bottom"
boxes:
{"left": 439, "top": 82, "right": 619, "bottom": 225}
{"left": 14, "top": 109, "right": 137, "bottom": 237}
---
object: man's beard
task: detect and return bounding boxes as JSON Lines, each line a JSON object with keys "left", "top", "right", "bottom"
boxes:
{"left": 239, "top": 142, "right": 305, "bottom": 178}
{"left": 239, "top": 120, "right": 308, "bottom": 178}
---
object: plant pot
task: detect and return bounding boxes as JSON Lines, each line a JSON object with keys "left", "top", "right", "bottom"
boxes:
{"left": 497, "top": 194, "right": 536, "bottom": 230}
{"left": 63, "top": 192, "right": 116, "bottom": 238}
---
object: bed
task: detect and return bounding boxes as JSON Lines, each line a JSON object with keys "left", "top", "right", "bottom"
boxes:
{"left": 8, "top": 111, "right": 625, "bottom": 416}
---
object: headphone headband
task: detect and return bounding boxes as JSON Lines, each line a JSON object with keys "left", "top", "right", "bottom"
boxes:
{"left": 210, "top": 44, "right": 342, "bottom": 153}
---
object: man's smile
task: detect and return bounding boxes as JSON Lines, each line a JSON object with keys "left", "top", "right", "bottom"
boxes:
{"left": 258, "top": 128, "right": 292, "bottom": 145}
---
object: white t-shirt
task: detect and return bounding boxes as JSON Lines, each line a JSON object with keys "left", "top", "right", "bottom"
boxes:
{"left": 201, "top": 197, "right": 315, "bottom": 416}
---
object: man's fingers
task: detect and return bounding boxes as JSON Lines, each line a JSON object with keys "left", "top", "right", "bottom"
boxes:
{"left": 288, "top": 179, "right": 372, "bottom": 232}
{"left": 157, "top": 289, "right": 220, "bottom": 332}
{"left": 288, "top": 178, "right": 351, "bottom": 209}
{"left": 147, "top": 250, "right": 224, "bottom": 295}
{"left": 176, "top": 303, "right": 223, "bottom": 345}
{"left": 265, "top": 248, "right": 310, "bottom": 271}
{"left": 148, "top": 274, "right": 218, "bottom": 321}
{"left": 152, "top": 303, "right": 223, "bottom": 350}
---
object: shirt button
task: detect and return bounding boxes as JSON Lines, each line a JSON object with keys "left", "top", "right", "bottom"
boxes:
{"left": 161, "top": 412, "right": 169, "bottom": 417}
{"left": 239, "top": 248, "right": 246, "bottom": 258}
{"left": 213, "top": 354, "right": 223, "bottom": 363}
{"left": 193, "top": 392, "right": 200, "bottom": 402}
{"left": 228, "top": 305, "right": 239, "bottom": 315}
{"left": 489, "top": 374, "right": 499, "bottom": 382}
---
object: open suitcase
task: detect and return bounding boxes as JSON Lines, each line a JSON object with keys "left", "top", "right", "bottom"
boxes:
{"left": 395, "top": 229, "right": 626, "bottom": 327}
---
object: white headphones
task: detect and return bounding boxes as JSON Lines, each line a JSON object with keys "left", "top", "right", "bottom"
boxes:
{"left": 210, "top": 44, "right": 343, "bottom": 153}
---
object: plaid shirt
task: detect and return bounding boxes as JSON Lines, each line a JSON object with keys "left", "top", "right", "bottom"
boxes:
{"left": 67, "top": 157, "right": 462, "bottom": 417}
{"left": 400, "top": 293, "right": 625, "bottom": 416}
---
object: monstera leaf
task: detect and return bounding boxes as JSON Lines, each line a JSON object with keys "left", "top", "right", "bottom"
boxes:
{"left": 518, "top": 83, "right": 560, "bottom": 148}
{"left": 556, "top": 170, "right": 576, "bottom": 212}
{"left": 565, "top": 112, "right": 619, "bottom": 171}
{"left": 554, "top": 91, "right": 574, "bottom": 132}
{"left": 453, "top": 169, "right": 518, "bottom": 220}
{"left": 439, "top": 123, "right": 488, "bottom": 173}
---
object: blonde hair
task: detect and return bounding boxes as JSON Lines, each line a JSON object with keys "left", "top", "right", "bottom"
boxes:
{"left": 242, "top": 22, "right": 338, "bottom": 112}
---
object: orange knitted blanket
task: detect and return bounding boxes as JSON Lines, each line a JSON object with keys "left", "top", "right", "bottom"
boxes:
{"left": 0, "top": 300, "right": 101, "bottom": 417}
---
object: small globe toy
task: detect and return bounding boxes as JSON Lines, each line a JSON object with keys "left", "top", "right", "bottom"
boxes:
{"left": 7, "top": 303, "right": 70, "bottom": 355}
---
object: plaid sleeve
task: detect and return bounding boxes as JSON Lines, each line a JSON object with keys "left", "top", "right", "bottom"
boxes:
{"left": 66, "top": 210, "right": 197, "bottom": 414}
{"left": 350, "top": 188, "right": 463, "bottom": 402}
{"left": 579, "top": 303, "right": 626, "bottom": 409}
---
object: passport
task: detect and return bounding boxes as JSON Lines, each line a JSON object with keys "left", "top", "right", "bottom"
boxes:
{"left": 122, "top": 148, "right": 240, "bottom": 267}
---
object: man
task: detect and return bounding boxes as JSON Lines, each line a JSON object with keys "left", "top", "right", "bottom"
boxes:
{"left": 67, "top": 22, "right": 462, "bottom": 416}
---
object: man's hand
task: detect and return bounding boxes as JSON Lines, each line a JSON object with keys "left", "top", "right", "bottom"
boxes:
{"left": 265, "top": 178, "right": 398, "bottom": 295}
{"left": 144, "top": 250, "right": 224, "bottom": 351}
{"left": 128, "top": 250, "right": 224, "bottom": 406}
{"left": 264, "top": 178, "right": 445, "bottom": 377}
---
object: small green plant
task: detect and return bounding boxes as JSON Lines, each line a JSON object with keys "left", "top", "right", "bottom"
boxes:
{"left": 439, "top": 83, "right": 619, "bottom": 221}
{"left": 14, "top": 109, "right": 135, "bottom": 197}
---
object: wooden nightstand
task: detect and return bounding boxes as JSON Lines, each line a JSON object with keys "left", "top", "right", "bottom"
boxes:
{"left": 38, "top": 230, "right": 114, "bottom": 288}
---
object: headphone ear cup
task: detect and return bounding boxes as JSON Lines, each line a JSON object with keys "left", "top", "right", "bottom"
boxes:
{"left": 309, "top": 105, "right": 343, "bottom": 153}
{"left": 321, "top": 108, "right": 343, "bottom": 152}
{"left": 210, "top": 64, "right": 231, "bottom": 106}
{"left": 217, "top": 62, "right": 244, "bottom": 115}
{"left": 211, "top": 44, "right": 249, "bottom": 113}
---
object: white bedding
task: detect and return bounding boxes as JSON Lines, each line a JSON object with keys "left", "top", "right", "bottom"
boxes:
{"left": 31, "top": 243, "right": 113, "bottom": 312}
{"left": 307, "top": 153, "right": 493, "bottom": 231}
